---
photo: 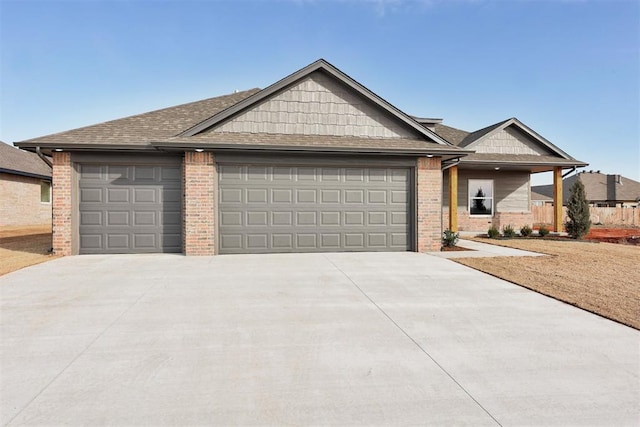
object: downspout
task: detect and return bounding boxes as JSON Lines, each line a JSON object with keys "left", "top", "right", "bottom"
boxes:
{"left": 36, "top": 146, "right": 53, "bottom": 168}
{"left": 441, "top": 157, "right": 462, "bottom": 171}
{"left": 562, "top": 166, "right": 577, "bottom": 178}
{"left": 36, "top": 146, "right": 54, "bottom": 254}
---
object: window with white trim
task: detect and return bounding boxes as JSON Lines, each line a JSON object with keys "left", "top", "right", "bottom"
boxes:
{"left": 469, "top": 179, "right": 493, "bottom": 215}
{"left": 40, "top": 181, "right": 51, "bottom": 203}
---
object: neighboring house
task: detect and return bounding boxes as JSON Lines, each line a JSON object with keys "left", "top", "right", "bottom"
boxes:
{"left": 0, "top": 142, "right": 53, "bottom": 227}
{"left": 15, "top": 59, "right": 586, "bottom": 256}
{"left": 532, "top": 171, "right": 640, "bottom": 207}
{"left": 531, "top": 189, "right": 553, "bottom": 207}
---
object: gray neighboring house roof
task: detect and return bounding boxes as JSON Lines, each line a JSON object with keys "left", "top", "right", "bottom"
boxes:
{"left": 0, "top": 142, "right": 52, "bottom": 180}
{"left": 433, "top": 118, "right": 587, "bottom": 170}
{"left": 532, "top": 171, "right": 640, "bottom": 204}
{"left": 16, "top": 59, "right": 469, "bottom": 159}
{"left": 531, "top": 190, "right": 553, "bottom": 202}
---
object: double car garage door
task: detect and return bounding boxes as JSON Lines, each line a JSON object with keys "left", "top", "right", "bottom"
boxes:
{"left": 78, "top": 161, "right": 412, "bottom": 254}
{"left": 217, "top": 165, "right": 412, "bottom": 253}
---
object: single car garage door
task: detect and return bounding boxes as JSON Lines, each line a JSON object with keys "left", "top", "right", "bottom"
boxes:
{"left": 218, "top": 164, "right": 412, "bottom": 254}
{"left": 78, "top": 163, "right": 182, "bottom": 254}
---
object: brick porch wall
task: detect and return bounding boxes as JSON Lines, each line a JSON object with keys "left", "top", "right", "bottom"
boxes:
{"left": 417, "top": 157, "right": 442, "bottom": 252}
{"left": 442, "top": 209, "right": 534, "bottom": 233}
{"left": 0, "top": 173, "right": 51, "bottom": 226}
{"left": 52, "top": 152, "right": 72, "bottom": 255}
{"left": 183, "top": 152, "right": 216, "bottom": 255}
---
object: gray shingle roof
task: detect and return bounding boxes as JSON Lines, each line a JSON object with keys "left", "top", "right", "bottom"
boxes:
{"left": 17, "top": 60, "right": 460, "bottom": 155}
{"left": 20, "top": 89, "right": 260, "bottom": 146}
{"left": 433, "top": 119, "right": 587, "bottom": 168}
{"left": 433, "top": 124, "right": 470, "bottom": 146}
{"left": 532, "top": 172, "right": 640, "bottom": 204}
{"left": 0, "top": 142, "right": 52, "bottom": 179}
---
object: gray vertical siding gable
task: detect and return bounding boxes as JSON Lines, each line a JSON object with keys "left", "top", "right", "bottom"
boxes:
{"left": 210, "top": 72, "right": 420, "bottom": 139}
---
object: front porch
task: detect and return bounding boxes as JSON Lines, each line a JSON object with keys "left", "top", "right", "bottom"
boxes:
{"left": 443, "top": 164, "right": 568, "bottom": 233}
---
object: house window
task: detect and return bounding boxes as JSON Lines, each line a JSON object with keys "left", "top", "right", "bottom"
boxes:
{"left": 40, "top": 181, "right": 51, "bottom": 203}
{"left": 469, "top": 179, "right": 493, "bottom": 215}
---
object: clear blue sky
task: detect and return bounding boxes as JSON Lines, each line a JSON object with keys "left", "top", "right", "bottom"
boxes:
{"left": 1, "top": 0, "right": 638, "bottom": 185}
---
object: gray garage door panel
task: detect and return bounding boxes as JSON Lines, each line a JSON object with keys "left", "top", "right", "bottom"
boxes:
{"left": 78, "top": 164, "right": 182, "bottom": 254}
{"left": 218, "top": 165, "right": 411, "bottom": 254}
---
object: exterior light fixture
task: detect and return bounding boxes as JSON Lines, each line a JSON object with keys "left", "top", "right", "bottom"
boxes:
{"left": 494, "top": 167, "right": 500, "bottom": 170}
{"left": 194, "top": 149, "right": 204, "bottom": 153}
{"left": 426, "top": 154, "right": 434, "bottom": 158}
{"left": 54, "top": 148, "right": 63, "bottom": 152}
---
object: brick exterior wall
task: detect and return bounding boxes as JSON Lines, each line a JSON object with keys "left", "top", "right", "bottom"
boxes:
{"left": 52, "top": 152, "right": 73, "bottom": 255}
{"left": 493, "top": 212, "right": 534, "bottom": 232}
{"left": 0, "top": 173, "right": 51, "bottom": 226}
{"left": 416, "top": 157, "right": 442, "bottom": 252}
{"left": 183, "top": 152, "right": 216, "bottom": 255}
{"left": 442, "top": 209, "right": 534, "bottom": 233}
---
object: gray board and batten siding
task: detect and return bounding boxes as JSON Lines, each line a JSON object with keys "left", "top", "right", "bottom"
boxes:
{"left": 75, "top": 154, "right": 182, "bottom": 254}
{"left": 216, "top": 155, "right": 415, "bottom": 254}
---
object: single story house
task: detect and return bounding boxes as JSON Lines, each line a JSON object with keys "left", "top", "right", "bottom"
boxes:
{"left": 15, "top": 59, "right": 586, "bottom": 255}
{"left": 0, "top": 142, "right": 52, "bottom": 227}
{"left": 531, "top": 189, "right": 553, "bottom": 207}
{"left": 533, "top": 171, "right": 640, "bottom": 208}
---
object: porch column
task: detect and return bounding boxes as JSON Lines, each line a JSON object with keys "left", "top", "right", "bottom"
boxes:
{"left": 553, "top": 166, "right": 563, "bottom": 232}
{"left": 448, "top": 165, "right": 458, "bottom": 232}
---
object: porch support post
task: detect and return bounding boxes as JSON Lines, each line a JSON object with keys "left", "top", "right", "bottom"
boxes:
{"left": 553, "top": 166, "right": 563, "bottom": 232}
{"left": 448, "top": 165, "right": 458, "bottom": 232}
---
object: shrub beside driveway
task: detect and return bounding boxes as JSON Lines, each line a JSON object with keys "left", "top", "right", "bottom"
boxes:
{"left": 459, "top": 237, "right": 640, "bottom": 329}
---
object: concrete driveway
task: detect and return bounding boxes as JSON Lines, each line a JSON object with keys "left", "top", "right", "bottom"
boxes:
{"left": 1, "top": 252, "right": 638, "bottom": 426}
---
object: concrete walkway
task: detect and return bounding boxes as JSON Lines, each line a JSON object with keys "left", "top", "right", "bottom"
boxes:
{"left": 431, "top": 238, "right": 547, "bottom": 258}
{"left": 1, "top": 253, "right": 638, "bottom": 425}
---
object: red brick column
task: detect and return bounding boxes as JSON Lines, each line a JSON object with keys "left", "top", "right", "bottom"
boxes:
{"left": 52, "top": 151, "right": 72, "bottom": 256}
{"left": 417, "top": 157, "right": 442, "bottom": 252}
{"left": 183, "top": 152, "right": 216, "bottom": 255}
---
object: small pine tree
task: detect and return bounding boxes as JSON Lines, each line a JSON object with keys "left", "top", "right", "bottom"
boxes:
{"left": 565, "top": 179, "right": 591, "bottom": 239}
{"left": 473, "top": 188, "right": 486, "bottom": 213}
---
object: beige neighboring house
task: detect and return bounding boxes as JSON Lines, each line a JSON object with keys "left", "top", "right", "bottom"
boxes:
{"left": 531, "top": 189, "right": 553, "bottom": 206}
{"left": 532, "top": 171, "right": 640, "bottom": 208}
{"left": 0, "top": 142, "right": 53, "bottom": 227}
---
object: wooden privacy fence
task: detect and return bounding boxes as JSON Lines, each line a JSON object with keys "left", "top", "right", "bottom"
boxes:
{"left": 532, "top": 205, "right": 640, "bottom": 226}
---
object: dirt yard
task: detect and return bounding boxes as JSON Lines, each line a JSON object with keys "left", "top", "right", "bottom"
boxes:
{"left": 459, "top": 237, "right": 640, "bottom": 330}
{"left": 0, "top": 225, "right": 58, "bottom": 276}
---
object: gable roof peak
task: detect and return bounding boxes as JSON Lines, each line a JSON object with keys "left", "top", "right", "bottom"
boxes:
{"left": 179, "top": 59, "right": 452, "bottom": 146}
{"left": 459, "top": 116, "right": 577, "bottom": 160}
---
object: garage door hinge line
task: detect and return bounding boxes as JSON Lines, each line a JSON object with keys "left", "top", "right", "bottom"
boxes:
{"left": 324, "top": 255, "right": 502, "bottom": 427}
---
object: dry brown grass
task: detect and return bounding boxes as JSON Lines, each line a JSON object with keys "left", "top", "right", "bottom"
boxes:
{"left": 0, "top": 225, "right": 59, "bottom": 276}
{"left": 456, "top": 237, "right": 640, "bottom": 329}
